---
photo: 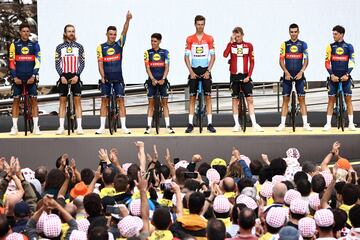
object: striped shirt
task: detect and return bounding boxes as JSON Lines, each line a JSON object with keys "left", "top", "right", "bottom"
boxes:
{"left": 55, "top": 41, "right": 85, "bottom": 76}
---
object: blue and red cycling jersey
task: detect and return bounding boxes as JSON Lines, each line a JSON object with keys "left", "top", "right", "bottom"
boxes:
{"left": 325, "top": 41, "right": 355, "bottom": 77}
{"left": 9, "top": 39, "right": 41, "bottom": 80}
{"left": 144, "top": 48, "right": 169, "bottom": 80}
{"left": 97, "top": 35, "right": 126, "bottom": 82}
{"left": 280, "top": 39, "right": 308, "bottom": 78}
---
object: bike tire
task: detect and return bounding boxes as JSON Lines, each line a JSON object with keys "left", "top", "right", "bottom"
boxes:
{"left": 197, "top": 95, "right": 203, "bottom": 133}
{"left": 114, "top": 99, "right": 118, "bottom": 132}
{"left": 239, "top": 95, "right": 247, "bottom": 132}
{"left": 339, "top": 93, "right": 344, "bottom": 132}
{"left": 291, "top": 91, "right": 296, "bottom": 132}
{"left": 24, "top": 100, "right": 28, "bottom": 136}
{"left": 154, "top": 95, "right": 160, "bottom": 134}
{"left": 108, "top": 96, "right": 114, "bottom": 135}
{"left": 28, "top": 117, "right": 34, "bottom": 134}
{"left": 67, "top": 95, "right": 71, "bottom": 135}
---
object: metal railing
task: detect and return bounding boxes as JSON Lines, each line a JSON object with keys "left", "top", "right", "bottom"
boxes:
{"left": 0, "top": 81, "right": 359, "bottom": 115}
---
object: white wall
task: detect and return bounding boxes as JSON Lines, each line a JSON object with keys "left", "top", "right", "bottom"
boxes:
{"left": 37, "top": 0, "right": 360, "bottom": 85}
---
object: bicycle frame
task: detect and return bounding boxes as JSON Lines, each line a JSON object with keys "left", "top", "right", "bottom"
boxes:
{"left": 108, "top": 82, "right": 119, "bottom": 135}
{"left": 153, "top": 84, "right": 162, "bottom": 134}
{"left": 196, "top": 80, "right": 205, "bottom": 133}
{"left": 21, "top": 83, "right": 33, "bottom": 136}
{"left": 66, "top": 83, "right": 75, "bottom": 135}
{"left": 237, "top": 79, "right": 248, "bottom": 132}
{"left": 335, "top": 79, "right": 346, "bottom": 131}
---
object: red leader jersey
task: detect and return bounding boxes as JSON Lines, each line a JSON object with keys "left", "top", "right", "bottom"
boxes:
{"left": 223, "top": 41, "right": 254, "bottom": 77}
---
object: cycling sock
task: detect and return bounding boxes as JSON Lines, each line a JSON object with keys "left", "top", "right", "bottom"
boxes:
{"left": 302, "top": 115, "right": 308, "bottom": 125}
{"left": 165, "top": 117, "right": 170, "bottom": 127}
{"left": 147, "top": 117, "right": 152, "bottom": 127}
{"left": 12, "top": 118, "right": 18, "bottom": 128}
{"left": 348, "top": 115, "right": 354, "bottom": 125}
{"left": 77, "top": 118, "right": 82, "bottom": 128}
{"left": 250, "top": 114, "right": 256, "bottom": 124}
{"left": 326, "top": 115, "right": 332, "bottom": 125}
{"left": 233, "top": 114, "right": 239, "bottom": 126}
{"left": 33, "top": 117, "right": 39, "bottom": 128}
{"left": 188, "top": 114, "right": 193, "bottom": 125}
{"left": 207, "top": 114, "right": 212, "bottom": 125}
{"left": 121, "top": 117, "right": 126, "bottom": 129}
{"left": 100, "top": 117, "right": 106, "bottom": 129}
{"left": 59, "top": 118, "right": 65, "bottom": 129}
{"left": 280, "top": 116, "right": 286, "bottom": 126}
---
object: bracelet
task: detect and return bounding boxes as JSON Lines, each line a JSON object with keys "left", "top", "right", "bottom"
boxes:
{"left": 205, "top": 198, "right": 213, "bottom": 203}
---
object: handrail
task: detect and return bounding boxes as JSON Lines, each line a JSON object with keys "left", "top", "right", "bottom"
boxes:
{"left": 0, "top": 81, "right": 359, "bottom": 114}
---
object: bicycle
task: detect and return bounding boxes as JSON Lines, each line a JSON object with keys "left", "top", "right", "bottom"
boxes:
{"left": 108, "top": 81, "right": 120, "bottom": 135}
{"left": 152, "top": 84, "right": 162, "bottom": 135}
{"left": 195, "top": 80, "right": 206, "bottom": 133}
{"left": 281, "top": 77, "right": 300, "bottom": 132}
{"left": 237, "top": 80, "right": 248, "bottom": 133}
{"left": 329, "top": 77, "right": 346, "bottom": 132}
{"left": 66, "top": 82, "right": 76, "bottom": 135}
{"left": 21, "top": 83, "right": 33, "bottom": 136}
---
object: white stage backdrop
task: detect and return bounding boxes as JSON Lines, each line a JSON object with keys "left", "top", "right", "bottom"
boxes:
{"left": 37, "top": 0, "right": 360, "bottom": 85}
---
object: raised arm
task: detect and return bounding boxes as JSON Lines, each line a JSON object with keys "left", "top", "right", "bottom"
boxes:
{"left": 121, "top": 11, "right": 132, "bottom": 37}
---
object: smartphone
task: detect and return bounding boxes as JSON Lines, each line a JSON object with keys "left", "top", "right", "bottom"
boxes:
{"left": 160, "top": 182, "right": 172, "bottom": 191}
{"left": 174, "top": 158, "right": 180, "bottom": 164}
{"left": 99, "top": 161, "right": 107, "bottom": 173}
{"left": 106, "top": 205, "right": 120, "bottom": 214}
{"left": 203, "top": 191, "right": 211, "bottom": 198}
{"left": 184, "top": 172, "right": 198, "bottom": 179}
{"left": 351, "top": 171, "right": 356, "bottom": 184}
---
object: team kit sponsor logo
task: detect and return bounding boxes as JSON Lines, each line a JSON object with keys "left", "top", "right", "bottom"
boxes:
{"left": 286, "top": 45, "right": 302, "bottom": 59}
{"left": 21, "top": 47, "right": 29, "bottom": 54}
{"left": 150, "top": 53, "right": 165, "bottom": 67}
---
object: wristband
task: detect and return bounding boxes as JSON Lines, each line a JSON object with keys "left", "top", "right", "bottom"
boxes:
{"left": 205, "top": 198, "right": 213, "bottom": 203}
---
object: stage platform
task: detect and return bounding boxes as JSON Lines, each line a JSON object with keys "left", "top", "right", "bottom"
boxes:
{"left": 0, "top": 127, "right": 359, "bottom": 170}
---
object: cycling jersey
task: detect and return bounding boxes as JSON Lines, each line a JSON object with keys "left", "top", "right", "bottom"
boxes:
{"left": 144, "top": 48, "right": 169, "bottom": 80}
{"left": 280, "top": 40, "right": 308, "bottom": 77}
{"left": 185, "top": 33, "right": 215, "bottom": 68}
{"left": 325, "top": 41, "right": 355, "bottom": 77}
{"left": 223, "top": 41, "right": 254, "bottom": 77}
{"left": 97, "top": 35, "right": 126, "bottom": 82}
{"left": 55, "top": 41, "right": 85, "bottom": 77}
{"left": 9, "top": 39, "right": 40, "bottom": 80}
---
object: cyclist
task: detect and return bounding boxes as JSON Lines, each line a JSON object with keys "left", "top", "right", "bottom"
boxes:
{"left": 276, "top": 23, "right": 311, "bottom": 131}
{"left": 184, "top": 15, "right": 216, "bottom": 133}
{"left": 9, "top": 22, "right": 41, "bottom": 135}
{"left": 55, "top": 24, "right": 85, "bottom": 135}
{"left": 143, "top": 33, "right": 175, "bottom": 134}
{"left": 95, "top": 11, "right": 132, "bottom": 134}
{"left": 223, "top": 27, "right": 263, "bottom": 132}
{"left": 323, "top": 25, "right": 356, "bottom": 131}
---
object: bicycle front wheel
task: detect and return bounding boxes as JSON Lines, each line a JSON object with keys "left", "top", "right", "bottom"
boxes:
{"left": 154, "top": 96, "right": 160, "bottom": 134}
{"left": 291, "top": 91, "right": 296, "bottom": 132}
{"left": 238, "top": 95, "right": 247, "bottom": 132}
{"left": 338, "top": 93, "right": 344, "bottom": 132}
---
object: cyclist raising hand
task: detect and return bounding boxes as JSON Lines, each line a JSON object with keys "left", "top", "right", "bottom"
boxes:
{"left": 95, "top": 11, "right": 132, "bottom": 134}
